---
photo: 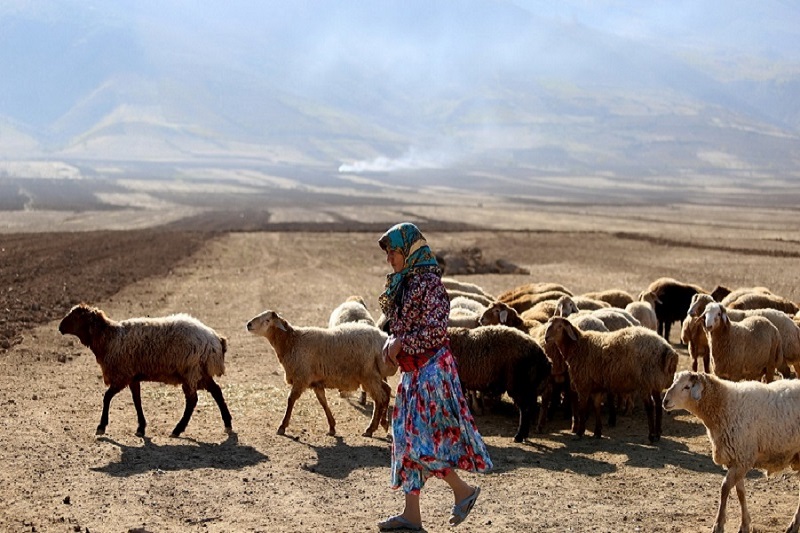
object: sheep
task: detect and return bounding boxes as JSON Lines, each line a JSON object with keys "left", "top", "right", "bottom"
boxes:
{"left": 646, "top": 277, "right": 706, "bottom": 341}
{"left": 536, "top": 314, "right": 609, "bottom": 434}
{"left": 328, "top": 296, "right": 379, "bottom": 405}
{"left": 446, "top": 289, "right": 494, "bottom": 307}
{"left": 581, "top": 289, "right": 634, "bottom": 309}
{"left": 442, "top": 277, "right": 495, "bottom": 300}
{"left": 727, "top": 292, "right": 800, "bottom": 315}
{"left": 520, "top": 300, "right": 559, "bottom": 324}
{"left": 478, "top": 301, "right": 542, "bottom": 334}
{"left": 555, "top": 296, "right": 640, "bottom": 331}
{"left": 246, "top": 310, "right": 393, "bottom": 437}
{"left": 625, "top": 291, "right": 658, "bottom": 331}
{"left": 702, "top": 303, "right": 783, "bottom": 383}
{"left": 328, "top": 295, "right": 376, "bottom": 328}
{"left": 505, "top": 290, "right": 571, "bottom": 314}
{"left": 690, "top": 293, "right": 800, "bottom": 377}
{"left": 497, "top": 282, "right": 573, "bottom": 303}
{"left": 58, "top": 304, "right": 232, "bottom": 438}
{"left": 447, "top": 325, "right": 552, "bottom": 442}
{"left": 720, "top": 286, "right": 774, "bottom": 306}
{"left": 543, "top": 317, "right": 678, "bottom": 443}
{"left": 663, "top": 371, "right": 800, "bottom": 533}
{"left": 680, "top": 315, "right": 711, "bottom": 372}
{"left": 710, "top": 284, "right": 732, "bottom": 302}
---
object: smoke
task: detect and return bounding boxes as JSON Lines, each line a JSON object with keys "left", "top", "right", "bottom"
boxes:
{"left": 338, "top": 146, "right": 455, "bottom": 173}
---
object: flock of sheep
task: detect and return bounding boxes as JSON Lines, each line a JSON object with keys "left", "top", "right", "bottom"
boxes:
{"left": 57, "top": 275, "right": 800, "bottom": 533}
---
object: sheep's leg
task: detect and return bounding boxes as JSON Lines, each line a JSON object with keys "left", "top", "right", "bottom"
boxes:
{"left": 591, "top": 392, "right": 604, "bottom": 439}
{"left": 204, "top": 377, "right": 233, "bottom": 433}
{"left": 735, "top": 475, "right": 751, "bottom": 532}
{"left": 312, "top": 386, "right": 337, "bottom": 436}
{"left": 786, "top": 480, "right": 800, "bottom": 533}
{"left": 652, "top": 391, "right": 663, "bottom": 442}
{"left": 703, "top": 353, "right": 711, "bottom": 374}
{"left": 691, "top": 356, "right": 699, "bottom": 372}
{"left": 278, "top": 386, "right": 304, "bottom": 436}
{"left": 171, "top": 383, "right": 198, "bottom": 438}
{"left": 536, "top": 381, "right": 553, "bottom": 433}
{"left": 643, "top": 393, "right": 657, "bottom": 443}
{"left": 97, "top": 385, "right": 125, "bottom": 436}
{"left": 607, "top": 394, "right": 617, "bottom": 427}
{"left": 360, "top": 380, "right": 389, "bottom": 437}
{"left": 129, "top": 379, "right": 147, "bottom": 438}
{"left": 574, "top": 394, "right": 590, "bottom": 438}
{"left": 379, "top": 380, "right": 392, "bottom": 431}
{"left": 512, "top": 393, "right": 535, "bottom": 443}
{"left": 714, "top": 466, "right": 746, "bottom": 533}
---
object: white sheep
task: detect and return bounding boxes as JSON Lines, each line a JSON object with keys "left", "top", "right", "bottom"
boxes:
{"left": 543, "top": 317, "right": 678, "bottom": 443}
{"left": 328, "top": 295, "right": 378, "bottom": 405}
{"left": 328, "top": 295, "right": 376, "bottom": 328}
{"left": 442, "top": 277, "right": 495, "bottom": 300}
{"left": 246, "top": 309, "right": 393, "bottom": 437}
{"left": 625, "top": 291, "right": 658, "bottom": 331}
{"left": 690, "top": 293, "right": 800, "bottom": 377}
{"left": 58, "top": 304, "right": 232, "bottom": 438}
{"left": 555, "top": 295, "right": 640, "bottom": 331}
{"left": 702, "top": 303, "right": 783, "bottom": 383}
{"left": 663, "top": 371, "right": 800, "bottom": 533}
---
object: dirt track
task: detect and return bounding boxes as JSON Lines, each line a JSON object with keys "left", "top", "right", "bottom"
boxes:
{"left": 3, "top": 208, "right": 800, "bottom": 532}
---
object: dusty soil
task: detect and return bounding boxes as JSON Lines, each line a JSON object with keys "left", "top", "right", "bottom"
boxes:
{"left": 3, "top": 204, "right": 800, "bottom": 533}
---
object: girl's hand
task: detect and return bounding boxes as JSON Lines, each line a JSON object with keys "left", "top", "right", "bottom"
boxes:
{"left": 382, "top": 335, "right": 401, "bottom": 366}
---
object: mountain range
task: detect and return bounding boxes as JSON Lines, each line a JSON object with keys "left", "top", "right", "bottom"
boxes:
{"left": 1, "top": 0, "right": 799, "bottom": 203}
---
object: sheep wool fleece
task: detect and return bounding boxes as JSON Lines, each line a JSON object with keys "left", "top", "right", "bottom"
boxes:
{"left": 387, "top": 271, "right": 492, "bottom": 494}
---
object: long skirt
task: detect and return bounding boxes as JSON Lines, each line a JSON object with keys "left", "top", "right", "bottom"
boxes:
{"left": 390, "top": 347, "right": 492, "bottom": 494}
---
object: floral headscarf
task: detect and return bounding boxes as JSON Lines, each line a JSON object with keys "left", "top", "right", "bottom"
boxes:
{"left": 378, "top": 222, "right": 442, "bottom": 315}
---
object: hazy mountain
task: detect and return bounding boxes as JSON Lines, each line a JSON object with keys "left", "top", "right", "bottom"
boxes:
{"left": 1, "top": 0, "right": 799, "bottom": 190}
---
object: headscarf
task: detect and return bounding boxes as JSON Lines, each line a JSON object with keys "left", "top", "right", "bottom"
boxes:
{"left": 378, "top": 222, "right": 442, "bottom": 315}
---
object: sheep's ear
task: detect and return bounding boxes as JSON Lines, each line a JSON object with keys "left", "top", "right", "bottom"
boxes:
{"left": 565, "top": 321, "right": 578, "bottom": 341}
{"left": 276, "top": 318, "right": 287, "bottom": 332}
{"left": 499, "top": 309, "right": 508, "bottom": 323}
{"left": 722, "top": 313, "right": 730, "bottom": 326}
{"left": 690, "top": 376, "right": 703, "bottom": 401}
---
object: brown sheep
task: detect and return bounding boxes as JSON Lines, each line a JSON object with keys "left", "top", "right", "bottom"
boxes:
{"left": 543, "top": 317, "right": 678, "bottom": 443}
{"left": 581, "top": 289, "right": 634, "bottom": 309}
{"left": 58, "top": 304, "right": 232, "bottom": 438}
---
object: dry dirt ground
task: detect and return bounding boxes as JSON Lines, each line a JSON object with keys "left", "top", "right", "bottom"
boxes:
{"left": 3, "top": 204, "right": 800, "bottom": 533}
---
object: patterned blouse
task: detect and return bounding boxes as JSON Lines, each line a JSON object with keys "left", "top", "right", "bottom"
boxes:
{"left": 387, "top": 271, "right": 450, "bottom": 371}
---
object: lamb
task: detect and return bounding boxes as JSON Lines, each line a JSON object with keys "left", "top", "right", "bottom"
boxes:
{"left": 663, "top": 371, "right": 800, "bottom": 533}
{"left": 58, "top": 304, "right": 232, "bottom": 438}
{"left": 581, "top": 289, "right": 634, "bottom": 309}
{"left": 543, "top": 317, "right": 678, "bottom": 442}
{"left": 328, "top": 295, "right": 376, "bottom": 328}
{"left": 246, "top": 310, "right": 393, "bottom": 437}
{"left": 646, "top": 277, "right": 706, "bottom": 341}
{"left": 625, "top": 291, "right": 658, "bottom": 331}
{"left": 447, "top": 325, "right": 551, "bottom": 442}
{"left": 702, "top": 303, "right": 783, "bottom": 383}
{"left": 689, "top": 293, "right": 800, "bottom": 377}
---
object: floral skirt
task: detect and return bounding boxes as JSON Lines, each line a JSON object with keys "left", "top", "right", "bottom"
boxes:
{"left": 390, "top": 347, "right": 492, "bottom": 494}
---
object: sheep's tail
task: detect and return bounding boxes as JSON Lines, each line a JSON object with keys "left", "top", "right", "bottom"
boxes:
{"left": 204, "top": 334, "right": 227, "bottom": 377}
